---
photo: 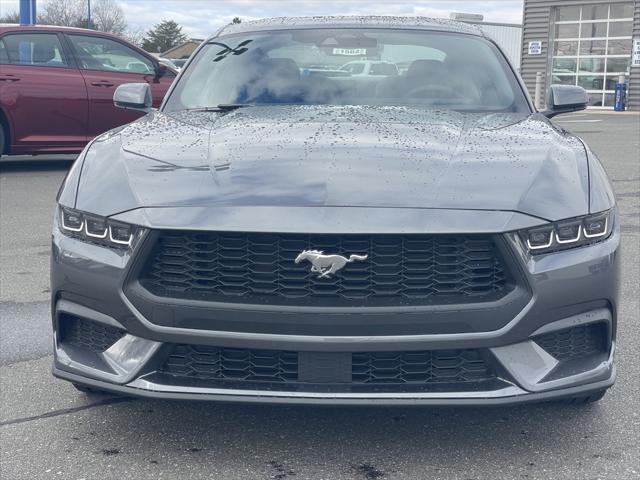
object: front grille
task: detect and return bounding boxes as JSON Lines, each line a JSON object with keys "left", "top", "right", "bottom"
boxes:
{"left": 157, "top": 345, "right": 497, "bottom": 392}
{"left": 59, "top": 315, "right": 125, "bottom": 354}
{"left": 352, "top": 349, "right": 495, "bottom": 384}
{"left": 138, "top": 231, "right": 511, "bottom": 306}
{"left": 161, "top": 345, "right": 298, "bottom": 383}
{"left": 533, "top": 322, "right": 607, "bottom": 361}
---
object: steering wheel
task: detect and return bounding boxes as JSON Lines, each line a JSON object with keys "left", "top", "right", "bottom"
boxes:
{"left": 404, "top": 85, "right": 466, "bottom": 100}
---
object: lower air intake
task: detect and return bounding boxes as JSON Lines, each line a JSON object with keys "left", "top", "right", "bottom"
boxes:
{"left": 533, "top": 322, "right": 607, "bottom": 361}
{"left": 58, "top": 315, "right": 125, "bottom": 354}
{"left": 156, "top": 345, "right": 498, "bottom": 392}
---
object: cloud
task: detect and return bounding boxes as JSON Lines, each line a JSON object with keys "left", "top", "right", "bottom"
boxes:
{"left": 0, "top": 0, "right": 523, "bottom": 38}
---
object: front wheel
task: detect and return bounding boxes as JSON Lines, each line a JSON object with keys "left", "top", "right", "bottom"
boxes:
{"left": 0, "top": 124, "right": 5, "bottom": 156}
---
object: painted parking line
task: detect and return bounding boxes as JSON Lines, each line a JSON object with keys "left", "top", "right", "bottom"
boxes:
{"left": 557, "top": 113, "right": 589, "bottom": 119}
{"left": 555, "top": 119, "right": 603, "bottom": 123}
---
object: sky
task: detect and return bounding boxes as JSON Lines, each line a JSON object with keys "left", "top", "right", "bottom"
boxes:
{"left": 0, "top": 0, "right": 524, "bottom": 39}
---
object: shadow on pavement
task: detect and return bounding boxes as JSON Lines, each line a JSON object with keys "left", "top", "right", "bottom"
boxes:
{"left": 89, "top": 395, "right": 610, "bottom": 464}
{"left": 0, "top": 157, "right": 76, "bottom": 172}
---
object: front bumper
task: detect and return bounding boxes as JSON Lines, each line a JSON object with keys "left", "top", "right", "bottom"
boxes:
{"left": 51, "top": 213, "right": 620, "bottom": 405}
{"left": 53, "top": 366, "right": 615, "bottom": 406}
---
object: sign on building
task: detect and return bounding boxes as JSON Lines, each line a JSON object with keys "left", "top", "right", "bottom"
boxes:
{"left": 633, "top": 39, "right": 640, "bottom": 67}
{"left": 528, "top": 41, "right": 542, "bottom": 55}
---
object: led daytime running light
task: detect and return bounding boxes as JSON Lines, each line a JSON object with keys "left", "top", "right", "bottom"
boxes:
{"left": 521, "top": 210, "right": 613, "bottom": 254}
{"left": 60, "top": 207, "right": 137, "bottom": 248}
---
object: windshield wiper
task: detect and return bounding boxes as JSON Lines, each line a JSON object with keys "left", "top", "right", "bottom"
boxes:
{"left": 185, "top": 104, "right": 250, "bottom": 112}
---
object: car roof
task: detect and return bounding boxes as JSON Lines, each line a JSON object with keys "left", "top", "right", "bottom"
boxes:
{"left": 215, "top": 16, "right": 483, "bottom": 39}
{"left": 0, "top": 24, "right": 121, "bottom": 38}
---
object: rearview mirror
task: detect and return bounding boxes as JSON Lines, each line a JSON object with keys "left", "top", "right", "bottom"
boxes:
{"left": 542, "top": 85, "right": 589, "bottom": 119}
{"left": 113, "top": 83, "right": 152, "bottom": 113}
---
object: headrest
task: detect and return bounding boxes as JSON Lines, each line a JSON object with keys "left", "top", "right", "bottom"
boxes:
{"left": 406, "top": 59, "right": 446, "bottom": 80}
{"left": 33, "top": 42, "right": 56, "bottom": 64}
{"left": 264, "top": 58, "right": 300, "bottom": 80}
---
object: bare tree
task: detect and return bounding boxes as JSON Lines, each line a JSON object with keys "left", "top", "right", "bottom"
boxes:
{"left": 39, "top": 0, "right": 86, "bottom": 27}
{"left": 123, "top": 26, "right": 146, "bottom": 47}
{"left": 38, "top": 0, "right": 127, "bottom": 35}
{"left": 0, "top": 10, "right": 20, "bottom": 23}
{"left": 91, "top": 0, "right": 126, "bottom": 35}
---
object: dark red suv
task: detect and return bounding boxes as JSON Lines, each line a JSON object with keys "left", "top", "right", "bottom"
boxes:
{"left": 0, "top": 25, "right": 176, "bottom": 155}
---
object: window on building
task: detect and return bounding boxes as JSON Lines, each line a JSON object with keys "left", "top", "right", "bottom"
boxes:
{"left": 549, "top": 2, "right": 634, "bottom": 107}
{"left": 608, "top": 21, "right": 632, "bottom": 37}
{"left": 607, "top": 39, "right": 632, "bottom": 55}
{"left": 582, "top": 5, "right": 609, "bottom": 20}
{"left": 580, "top": 40, "right": 607, "bottom": 55}
{"left": 554, "top": 41, "right": 578, "bottom": 56}
{"left": 555, "top": 24, "right": 580, "bottom": 38}
{"left": 556, "top": 6, "right": 581, "bottom": 21}
{"left": 580, "top": 22, "right": 608, "bottom": 38}
{"left": 579, "top": 58, "right": 605, "bottom": 73}
{"left": 609, "top": 4, "right": 634, "bottom": 19}
{"left": 606, "top": 57, "right": 631, "bottom": 73}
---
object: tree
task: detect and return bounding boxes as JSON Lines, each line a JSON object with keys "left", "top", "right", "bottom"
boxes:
{"left": 232, "top": 17, "right": 241, "bottom": 24}
{"left": 123, "top": 27, "right": 146, "bottom": 48}
{"left": 90, "top": 0, "right": 126, "bottom": 35}
{"left": 0, "top": 10, "right": 20, "bottom": 23}
{"left": 38, "top": 0, "right": 127, "bottom": 35}
{"left": 142, "top": 20, "right": 187, "bottom": 54}
{"left": 39, "top": 0, "right": 86, "bottom": 27}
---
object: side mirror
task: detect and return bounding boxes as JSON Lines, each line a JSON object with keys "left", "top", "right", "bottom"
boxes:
{"left": 542, "top": 85, "right": 589, "bottom": 119}
{"left": 113, "top": 83, "right": 152, "bottom": 113}
{"left": 156, "top": 62, "right": 168, "bottom": 77}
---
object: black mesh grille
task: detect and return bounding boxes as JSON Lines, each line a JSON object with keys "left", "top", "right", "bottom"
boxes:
{"left": 352, "top": 349, "right": 496, "bottom": 384}
{"left": 161, "top": 345, "right": 298, "bottom": 383}
{"left": 59, "top": 315, "right": 125, "bottom": 354}
{"left": 533, "top": 323, "right": 607, "bottom": 361}
{"left": 158, "top": 345, "right": 496, "bottom": 390}
{"left": 138, "top": 231, "right": 510, "bottom": 306}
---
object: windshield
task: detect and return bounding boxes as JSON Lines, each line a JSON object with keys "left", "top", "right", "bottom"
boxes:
{"left": 164, "top": 28, "right": 529, "bottom": 113}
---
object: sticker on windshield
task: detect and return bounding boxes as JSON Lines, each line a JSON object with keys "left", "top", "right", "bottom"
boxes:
{"left": 332, "top": 48, "right": 367, "bottom": 56}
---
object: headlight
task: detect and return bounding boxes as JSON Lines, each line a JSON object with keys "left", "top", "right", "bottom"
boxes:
{"left": 59, "top": 207, "right": 143, "bottom": 249}
{"left": 520, "top": 209, "right": 614, "bottom": 254}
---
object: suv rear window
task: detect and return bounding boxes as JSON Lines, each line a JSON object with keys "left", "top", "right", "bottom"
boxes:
{"left": 0, "top": 33, "right": 67, "bottom": 67}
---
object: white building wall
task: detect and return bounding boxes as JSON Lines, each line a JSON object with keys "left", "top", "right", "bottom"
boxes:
{"left": 467, "top": 23, "right": 524, "bottom": 69}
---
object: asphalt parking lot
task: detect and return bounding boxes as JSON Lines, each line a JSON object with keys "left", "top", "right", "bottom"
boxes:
{"left": 1, "top": 111, "right": 639, "bottom": 480}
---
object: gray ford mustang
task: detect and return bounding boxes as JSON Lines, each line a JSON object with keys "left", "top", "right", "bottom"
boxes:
{"left": 51, "top": 16, "right": 620, "bottom": 405}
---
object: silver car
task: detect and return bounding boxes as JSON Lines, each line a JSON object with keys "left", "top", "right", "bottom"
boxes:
{"left": 51, "top": 16, "right": 619, "bottom": 406}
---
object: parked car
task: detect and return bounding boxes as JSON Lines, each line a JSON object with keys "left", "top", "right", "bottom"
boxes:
{"left": 171, "top": 58, "right": 188, "bottom": 69}
{"left": 0, "top": 25, "right": 176, "bottom": 155}
{"left": 158, "top": 57, "right": 180, "bottom": 71}
{"left": 52, "top": 16, "right": 618, "bottom": 406}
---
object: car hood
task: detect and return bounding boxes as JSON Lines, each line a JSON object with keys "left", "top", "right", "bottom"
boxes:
{"left": 75, "top": 106, "right": 589, "bottom": 222}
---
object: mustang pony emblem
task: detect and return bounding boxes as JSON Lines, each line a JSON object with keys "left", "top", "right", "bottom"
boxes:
{"left": 294, "top": 250, "right": 368, "bottom": 278}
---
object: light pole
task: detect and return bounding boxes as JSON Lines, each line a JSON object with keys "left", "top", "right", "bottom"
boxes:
{"left": 19, "top": 0, "right": 37, "bottom": 25}
{"left": 87, "top": 0, "right": 91, "bottom": 29}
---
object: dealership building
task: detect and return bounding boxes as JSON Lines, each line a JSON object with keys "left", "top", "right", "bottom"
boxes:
{"left": 521, "top": 0, "right": 640, "bottom": 110}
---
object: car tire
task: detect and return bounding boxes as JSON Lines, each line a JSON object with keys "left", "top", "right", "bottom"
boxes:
{"left": 0, "top": 123, "right": 5, "bottom": 156}
{"left": 565, "top": 389, "right": 607, "bottom": 405}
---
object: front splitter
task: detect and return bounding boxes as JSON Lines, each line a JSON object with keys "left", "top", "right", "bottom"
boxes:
{"left": 52, "top": 365, "right": 615, "bottom": 406}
